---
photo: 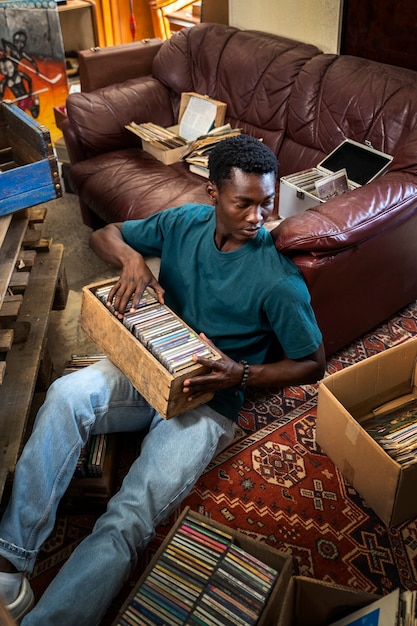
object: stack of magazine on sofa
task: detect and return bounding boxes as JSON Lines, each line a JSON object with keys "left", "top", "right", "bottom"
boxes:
{"left": 185, "top": 124, "right": 241, "bottom": 178}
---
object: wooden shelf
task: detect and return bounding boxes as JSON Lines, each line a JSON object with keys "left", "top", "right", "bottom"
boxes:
{"left": 58, "top": 0, "right": 94, "bottom": 12}
{"left": 58, "top": 0, "right": 98, "bottom": 53}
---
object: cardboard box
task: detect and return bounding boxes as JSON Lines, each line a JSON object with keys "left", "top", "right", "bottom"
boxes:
{"left": 316, "top": 337, "right": 417, "bottom": 527}
{"left": 113, "top": 506, "right": 294, "bottom": 626}
{"left": 278, "top": 139, "right": 392, "bottom": 218}
{"left": 276, "top": 576, "right": 378, "bottom": 626}
{"left": 81, "top": 279, "right": 221, "bottom": 419}
{"left": 140, "top": 125, "right": 190, "bottom": 165}
{"left": 0, "top": 102, "right": 62, "bottom": 217}
{"left": 141, "top": 91, "right": 227, "bottom": 165}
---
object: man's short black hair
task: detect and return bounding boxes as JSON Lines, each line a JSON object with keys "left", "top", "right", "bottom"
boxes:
{"left": 208, "top": 134, "right": 278, "bottom": 188}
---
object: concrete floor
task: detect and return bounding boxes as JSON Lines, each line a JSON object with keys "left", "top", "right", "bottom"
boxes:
{"left": 43, "top": 191, "right": 159, "bottom": 376}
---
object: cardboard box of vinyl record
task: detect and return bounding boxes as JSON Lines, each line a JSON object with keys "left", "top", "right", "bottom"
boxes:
{"left": 316, "top": 337, "right": 417, "bottom": 527}
{"left": 275, "top": 576, "right": 378, "bottom": 626}
{"left": 140, "top": 91, "right": 227, "bottom": 165}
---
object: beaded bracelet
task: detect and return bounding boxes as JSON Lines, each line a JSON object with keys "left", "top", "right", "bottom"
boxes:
{"left": 238, "top": 360, "right": 250, "bottom": 389}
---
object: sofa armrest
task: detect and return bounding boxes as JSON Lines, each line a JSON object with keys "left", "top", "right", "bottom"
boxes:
{"left": 78, "top": 38, "right": 163, "bottom": 92}
{"left": 273, "top": 176, "right": 417, "bottom": 255}
{"left": 64, "top": 76, "right": 175, "bottom": 160}
{"left": 61, "top": 117, "right": 86, "bottom": 165}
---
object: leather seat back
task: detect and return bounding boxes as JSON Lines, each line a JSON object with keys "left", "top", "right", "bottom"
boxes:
{"left": 152, "top": 23, "right": 321, "bottom": 157}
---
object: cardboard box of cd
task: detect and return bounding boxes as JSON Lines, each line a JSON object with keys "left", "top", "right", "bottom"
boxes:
{"left": 278, "top": 139, "right": 392, "bottom": 218}
{"left": 81, "top": 279, "right": 221, "bottom": 419}
{"left": 316, "top": 337, "right": 417, "bottom": 527}
{"left": 113, "top": 507, "right": 294, "bottom": 626}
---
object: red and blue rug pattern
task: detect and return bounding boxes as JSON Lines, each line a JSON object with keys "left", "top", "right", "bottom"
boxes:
{"left": 29, "top": 301, "right": 417, "bottom": 622}
{"left": 148, "top": 301, "right": 417, "bottom": 598}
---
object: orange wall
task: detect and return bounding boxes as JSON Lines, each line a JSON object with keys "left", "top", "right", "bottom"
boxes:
{"left": 95, "top": 0, "right": 154, "bottom": 47}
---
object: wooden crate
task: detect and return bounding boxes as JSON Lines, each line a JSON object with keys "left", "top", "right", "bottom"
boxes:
{"left": 81, "top": 279, "right": 221, "bottom": 419}
{"left": 0, "top": 102, "right": 62, "bottom": 217}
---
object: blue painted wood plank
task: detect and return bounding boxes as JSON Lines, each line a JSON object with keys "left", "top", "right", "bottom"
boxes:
{"left": 0, "top": 160, "right": 60, "bottom": 216}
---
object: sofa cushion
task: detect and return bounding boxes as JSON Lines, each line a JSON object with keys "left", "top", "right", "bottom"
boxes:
{"left": 69, "top": 149, "right": 210, "bottom": 223}
{"left": 273, "top": 52, "right": 417, "bottom": 253}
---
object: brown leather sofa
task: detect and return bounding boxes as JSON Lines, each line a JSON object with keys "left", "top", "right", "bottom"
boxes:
{"left": 62, "top": 23, "right": 417, "bottom": 356}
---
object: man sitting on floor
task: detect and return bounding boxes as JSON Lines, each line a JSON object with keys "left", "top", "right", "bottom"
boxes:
{"left": 0, "top": 134, "right": 325, "bottom": 625}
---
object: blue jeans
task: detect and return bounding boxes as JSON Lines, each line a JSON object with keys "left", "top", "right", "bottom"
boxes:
{"left": 0, "top": 359, "right": 236, "bottom": 625}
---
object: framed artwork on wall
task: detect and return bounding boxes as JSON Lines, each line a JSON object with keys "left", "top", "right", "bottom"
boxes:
{"left": 0, "top": 0, "right": 68, "bottom": 141}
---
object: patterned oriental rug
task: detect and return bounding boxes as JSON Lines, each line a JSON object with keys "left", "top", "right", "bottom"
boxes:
{"left": 28, "top": 301, "right": 417, "bottom": 624}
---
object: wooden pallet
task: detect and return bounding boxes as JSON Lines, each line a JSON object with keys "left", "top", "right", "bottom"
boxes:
{"left": 0, "top": 209, "right": 67, "bottom": 500}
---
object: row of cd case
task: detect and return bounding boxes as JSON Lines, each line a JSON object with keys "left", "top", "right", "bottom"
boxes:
{"left": 63, "top": 355, "right": 108, "bottom": 478}
{"left": 113, "top": 509, "right": 293, "bottom": 626}
{"left": 95, "top": 285, "right": 214, "bottom": 374}
{"left": 116, "top": 514, "right": 277, "bottom": 625}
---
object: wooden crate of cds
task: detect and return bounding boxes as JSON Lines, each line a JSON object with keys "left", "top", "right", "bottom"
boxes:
{"left": 81, "top": 279, "right": 221, "bottom": 419}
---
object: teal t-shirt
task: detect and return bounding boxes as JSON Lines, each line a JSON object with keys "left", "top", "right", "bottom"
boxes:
{"left": 121, "top": 204, "right": 322, "bottom": 421}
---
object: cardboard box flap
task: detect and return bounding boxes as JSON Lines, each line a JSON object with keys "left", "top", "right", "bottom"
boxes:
{"left": 321, "top": 342, "right": 417, "bottom": 419}
{"left": 391, "top": 463, "right": 417, "bottom": 526}
{"left": 276, "top": 576, "right": 378, "bottom": 626}
{"left": 178, "top": 92, "right": 227, "bottom": 141}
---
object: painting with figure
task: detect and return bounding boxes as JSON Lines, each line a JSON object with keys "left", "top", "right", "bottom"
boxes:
{"left": 0, "top": 0, "right": 68, "bottom": 141}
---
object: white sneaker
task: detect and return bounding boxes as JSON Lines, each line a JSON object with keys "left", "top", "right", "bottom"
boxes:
{"left": 6, "top": 577, "right": 34, "bottom": 623}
